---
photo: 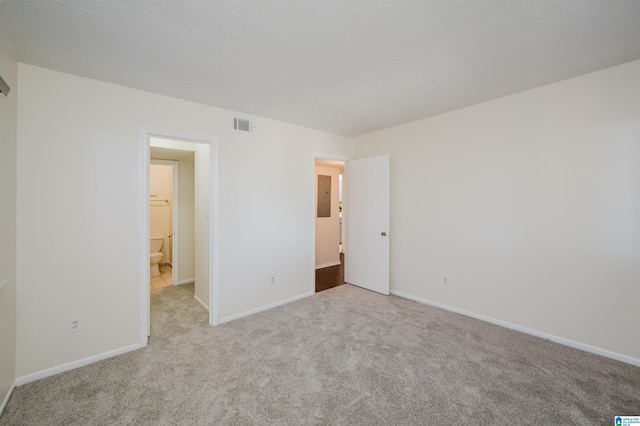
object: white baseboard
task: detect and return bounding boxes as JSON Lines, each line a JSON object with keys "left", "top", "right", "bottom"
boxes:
{"left": 177, "top": 278, "right": 195, "bottom": 285}
{"left": 315, "top": 261, "right": 341, "bottom": 270}
{"left": 219, "top": 292, "right": 313, "bottom": 324}
{"left": 14, "top": 343, "right": 143, "bottom": 387}
{"left": 194, "top": 294, "right": 209, "bottom": 311}
{"left": 390, "top": 290, "right": 640, "bottom": 367}
{"left": 0, "top": 382, "right": 15, "bottom": 418}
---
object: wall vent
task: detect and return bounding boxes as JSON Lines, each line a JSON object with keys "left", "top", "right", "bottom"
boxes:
{"left": 233, "top": 117, "right": 254, "bottom": 133}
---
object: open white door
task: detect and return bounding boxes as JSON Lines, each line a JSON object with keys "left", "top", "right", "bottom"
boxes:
{"left": 346, "top": 154, "right": 390, "bottom": 295}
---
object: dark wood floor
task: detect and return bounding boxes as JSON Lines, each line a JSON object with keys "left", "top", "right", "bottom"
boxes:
{"left": 315, "top": 253, "right": 345, "bottom": 292}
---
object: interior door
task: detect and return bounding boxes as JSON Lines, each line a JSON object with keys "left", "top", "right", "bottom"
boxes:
{"left": 346, "top": 154, "right": 390, "bottom": 295}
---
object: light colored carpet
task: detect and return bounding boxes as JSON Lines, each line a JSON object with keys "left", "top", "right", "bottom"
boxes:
{"left": 2, "top": 284, "right": 639, "bottom": 424}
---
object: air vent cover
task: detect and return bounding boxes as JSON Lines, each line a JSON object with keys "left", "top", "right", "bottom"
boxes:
{"left": 233, "top": 117, "right": 254, "bottom": 133}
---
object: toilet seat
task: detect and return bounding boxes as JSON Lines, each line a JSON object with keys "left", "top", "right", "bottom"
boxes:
{"left": 150, "top": 252, "right": 163, "bottom": 260}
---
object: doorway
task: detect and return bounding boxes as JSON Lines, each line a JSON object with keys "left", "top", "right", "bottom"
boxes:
{"left": 139, "top": 127, "right": 220, "bottom": 346}
{"left": 312, "top": 153, "right": 391, "bottom": 297}
{"left": 149, "top": 159, "right": 179, "bottom": 290}
{"left": 313, "top": 155, "right": 349, "bottom": 293}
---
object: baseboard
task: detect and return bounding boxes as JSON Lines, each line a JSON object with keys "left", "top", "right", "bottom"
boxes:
{"left": 0, "top": 382, "right": 15, "bottom": 418}
{"left": 14, "top": 342, "right": 143, "bottom": 387}
{"left": 219, "top": 292, "right": 313, "bottom": 324}
{"left": 194, "top": 294, "right": 209, "bottom": 311}
{"left": 177, "top": 278, "right": 195, "bottom": 285}
{"left": 315, "top": 261, "right": 341, "bottom": 270}
{"left": 390, "top": 290, "right": 640, "bottom": 367}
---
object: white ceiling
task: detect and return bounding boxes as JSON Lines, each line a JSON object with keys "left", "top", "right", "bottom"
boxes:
{"left": 1, "top": 1, "right": 639, "bottom": 137}
{"left": 315, "top": 159, "right": 346, "bottom": 169}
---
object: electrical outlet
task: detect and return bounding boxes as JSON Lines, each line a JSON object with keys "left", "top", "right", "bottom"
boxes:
{"left": 443, "top": 276, "right": 448, "bottom": 286}
{"left": 69, "top": 317, "right": 81, "bottom": 333}
{"left": 268, "top": 276, "right": 275, "bottom": 285}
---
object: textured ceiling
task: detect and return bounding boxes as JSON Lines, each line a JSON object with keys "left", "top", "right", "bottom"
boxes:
{"left": 1, "top": 1, "right": 639, "bottom": 136}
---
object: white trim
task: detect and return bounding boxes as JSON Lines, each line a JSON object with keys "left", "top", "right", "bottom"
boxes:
{"left": 194, "top": 294, "right": 210, "bottom": 312}
{"left": 14, "top": 343, "right": 142, "bottom": 387}
{"left": 144, "top": 126, "right": 217, "bottom": 145}
{"left": 177, "top": 278, "right": 195, "bottom": 285}
{"left": 138, "top": 128, "right": 151, "bottom": 344}
{"left": 140, "top": 126, "right": 220, "bottom": 340}
{"left": 315, "top": 261, "right": 341, "bottom": 270}
{"left": 219, "top": 292, "right": 314, "bottom": 324}
{"left": 0, "top": 382, "right": 15, "bottom": 417}
{"left": 390, "top": 290, "right": 640, "bottom": 367}
{"left": 209, "top": 136, "right": 220, "bottom": 326}
{"left": 311, "top": 153, "right": 351, "bottom": 296}
{"left": 172, "top": 160, "right": 179, "bottom": 287}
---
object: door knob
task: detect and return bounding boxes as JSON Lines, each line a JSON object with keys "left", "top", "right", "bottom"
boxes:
{"left": 381, "top": 231, "right": 387, "bottom": 236}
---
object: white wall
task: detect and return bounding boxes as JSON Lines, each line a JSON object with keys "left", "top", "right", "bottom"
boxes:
{"left": 150, "top": 147, "right": 195, "bottom": 283}
{"left": 0, "top": 31, "right": 17, "bottom": 411}
{"left": 149, "top": 163, "right": 173, "bottom": 264}
{"left": 15, "top": 63, "right": 354, "bottom": 377}
{"left": 193, "top": 143, "right": 210, "bottom": 308}
{"left": 315, "top": 164, "right": 341, "bottom": 268}
{"left": 354, "top": 60, "right": 640, "bottom": 361}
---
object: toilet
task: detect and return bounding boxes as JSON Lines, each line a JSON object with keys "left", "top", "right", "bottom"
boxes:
{"left": 150, "top": 236, "right": 164, "bottom": 277}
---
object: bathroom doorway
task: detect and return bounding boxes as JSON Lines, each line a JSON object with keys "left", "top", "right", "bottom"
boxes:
{"left": 140, "top": 127, "right": 220, "bottom": 344}
{"left": 149, "top": 159, "right": 180, "bottom": 289}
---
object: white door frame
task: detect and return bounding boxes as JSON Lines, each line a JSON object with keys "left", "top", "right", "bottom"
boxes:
{"left": 139, "top": 126, "right": 220, "bottom": 347}
{"left": 311, "top": 153, "right": 352, "bottom": 294}
{"left": 149, "top": 159, "right": 179, "bottom": 286}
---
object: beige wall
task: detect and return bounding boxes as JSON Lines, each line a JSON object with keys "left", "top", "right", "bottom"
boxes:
{"left": 193, "top": 143, "right": 211, "bottom": 308}
{"left": 315, "top": 164, "right": 341, "bottom": 268}
{"left": 0, "top": 32, "right": 17, "bottom": 410}
{"left": 15, "top": 63, "right": 354, "bottom": 377}
{"left": 150, "top": 146, "right": 195, "bottom": 283}
{"left": 354, "top": 60, "right": 640, "bottom": 361}
{"left": 149, "top": 163, "right": 173, "bottom": 264}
